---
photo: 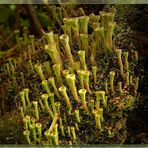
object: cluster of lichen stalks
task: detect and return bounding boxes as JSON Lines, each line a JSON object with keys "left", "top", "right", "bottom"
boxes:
{"left": 2, "top": 8, "right": 139, "bottom": 145}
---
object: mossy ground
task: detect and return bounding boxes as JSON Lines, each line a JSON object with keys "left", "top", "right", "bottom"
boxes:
{"left": 0, "top": 4, "right": 147, "bottom": 144}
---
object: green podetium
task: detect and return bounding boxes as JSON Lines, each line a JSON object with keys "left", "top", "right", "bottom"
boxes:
{"left": 55, "top": 102, "right": 61, "bottom": 116}
{"left": 48, "top": 77, "right": 60, "bottom": 98}
{"left": 79, "top": 89, "right": 89, "bottom": 113}
{"left": 52, "top": 64, "right": 63, "bottom": 86}
{"left": 32, "top": 101, "right": 39, "bottom": 121}
{"left": 30, "top": 124, "right": 37, "bottom": 143}
{"left": 79, "top": 16, "right": 90, "bottom": 34}
{"left": 63, "top": 18, "right": 73, "bottom": 47}
{"left": 92, "top": 110, "right": 102, "bottom": 131}
{"left": 20, "top": 107, "right": 24, "bottom": 118}
{"left": 123, "top": 52, "right": 129, "bottom": 72}
{"left": 45, "top": 44, "right": 62, "bottom": 68}
{"left": 66, "top": 74, "right": 80, "bottom": 103}
{"left": 43, "top": 61, "right": 52, "bottom": 77}
{"left": 77, "top": 70, "right": 84, "bottom": 89}
{"left": 70, "top": 17, "right": 79, "bottom": 40}
{"left": 109, "top": 71, "right": 115, "bottom": 94}
{"left": 42, "top": 80, "right": 51, "bottom": 94}
{"left": 19, "top": 91, "right": 26, "bottom": 112}
{"left": 42, "top": 30, "right": 55, "bottom": 45}
{"left": 35, "top": 123, "right": 42, "bottom": 142}
{"left": 20, "top": 72, "right": 25, "bottom": 85}
{"left": 34, "top": 63, "right": 46, "bottom": 81}
{"left": 23, "top": 115, "right": 31, "bottom": 130}
{"left": 125, "top": 72, "right": 130, "bottom": 86}
{"left": 90, "top": 42, "right": 97, "bottom": 65}
{"left": 134, "top": 51, "right": 138, "bottom": 62}
{"left": 28, "top": 60, "right": 35, "bottom": 74}
{"left": 62, "top": 69, "right": 70, "bottom": 78}
{"left": 96, "top": 91, "right": 107, "bottom": 108}
{"left": 89, "top": 13, "right": 100, "bottom": 24}
{"left": 92, "top": 66, "right": 97, "bottom": 84}
{"left": 59, "top": 117, "right": 65, "bottom": 136}
{"left": 29, "top": 35, "right": 35, "bottom": 54}
{"left": 41, "top": 94, "right": 54, "bottom": 119}
{"left": 51, "top": 124, "right": 59, "bottom": 145}
{"left": 95, "top": 91, "right": 101, "bottom": 110}
{"left": 82, "top": 71, "right": 91, "bottom": 94}
{"left": 89, "top": 99, "right": 95, "bottom": 111}
{"left": 94, "top": 26, "right": 105, "bottom": 52}
{"left": 74, "top": 109, "right": 81, "bottom": 123}
{"left": 49, "top": 93, "right": 56, "bottom": 115}
{"left": 79, "top": 34, "right": 89, "bottom": 58}
{"left": 71, "top": 126, "right": 77, "bottom": 141}
{"left": 115, "top": 49, "right": 124, "bottom": 77}
{"left": 59, "top": 86, "right": 72, "bottom": 110}
{"left": 23, "top": 130, "right": 31, "bottom": 144}
{"left": 44, "top": 130, "right": 53, "bottom": 145}
{"left": 106, "top": 22, "right": 116, "bottom": 54}
{"left": 118, "top": 82, "right": 123, "bottom": 94}
{"left": 78, "top": 50, "right": 87, "bottom": 70}
{"left": 23, "top": 88, "right": 31, "bottom": 108}
{"left": 105, "top": 80, "right": 109, "bottom": 95}
{"left": 46, "top": 113, "right": 59, "bottom": 134}
{"left": 60, "top": 34, "right": 74, "bottom": 66}
{"left": 134, "top": 77, "right": 139, "bottom": 91}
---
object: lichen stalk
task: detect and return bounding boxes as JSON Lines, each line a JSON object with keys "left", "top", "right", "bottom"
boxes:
{"left": 134, "top": 77, "right": 139, "bottom": 91}
{"left": 34, "top": 63, "right": 46, "bottom": 81}
{"left": 19, "top": 91, "right": 26, "bottom": 112}
{"left": 35, "top": 123, "right": 42, "bottom": 142}
{"left": 109, "top": 71, "right": 115, "bottom": 94}
{"left": 115, "top": 49, "right": 124, "bottom": 77}
{"left": 123, "top": 52, "right": 129, "bottom": 72}
{"left": 126, "top": 72, "right": 130, "bottom": 86}
{"left": 79, "top": 89, "right": 89, "bottom": 112}
{"left": 43, "top": 61, "right": 52, "bottom": 77}
{"left": 55, "top": 102, "right": 61, "bottom": 116}
{"left": 118, "top": 82, "right": 123, "bottom": 94}
{"left": 62, "top": 69, "right": 70, "bottom": 78}
{"left": 28, "top": 60, "right": 35, "bottom": 74}
{"left": 23, "top": 88, "right": 31, "bottom": 108}
{"left": 92, "top": 66, "right": 97, "bottom": 84}
{"left": 59, "top": 86, "right": 72, "bottom": 110}
{"left": 32, "top": 101, "right": 39, "bottom": 121}
{"left": 78, "top": 50, "right": 87, "bottom": 70}
{"left": 66, "top": 74, "right": 80, "bottom": 103}
{"left": 41, "top": 94, "right": 54, "bottom": 119}
{"left": 70, "top": 17, "right": 79, "bottom": 41}
{"left": 45, "top": 44, "right": 63, "bottom": 68}
{"left": 79, "top": 16, "right": 90, "bottom": 34}
{"left": 52, "top": 64, "right": 63, "bottom": 86}
{"left": 71, "top": 126, "right": 76, "bottom": 141}
{"left": 82, "top": 71, "right": 91, "bottom": 94}
{"left": 23, "top": 130, "right": 31, "bottom": 144}
{"left": 46, "top": 113, "right": 59, "bottom": 134}
{"left": 79, "top": 34, "right": 89, "bottom": 58}
{"left": 60, "top": 34, "right": 74, "bottom": 66}
{"left": 89, "top": 13, "right": 100, "bottom": 24}
{"left": 41, "top": 80, "right": 51, "bottom": 94}
{"left": 74, "top": 109, "right": 81, "bottom": 123}
{"left": 48, "top": 77, "right": 60, "bottom": 98}
{"left": 77, "top": 70, "right": 84, "bottom": 89}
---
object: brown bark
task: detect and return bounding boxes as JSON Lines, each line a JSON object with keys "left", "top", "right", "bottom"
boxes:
{"left": 25, "top": 4, "right": 43, "bottom": 36}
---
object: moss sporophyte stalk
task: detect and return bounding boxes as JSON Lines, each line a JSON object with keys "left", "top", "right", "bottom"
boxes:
{"left": 1, "top": 6, "right": 140, "bottom": 145}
